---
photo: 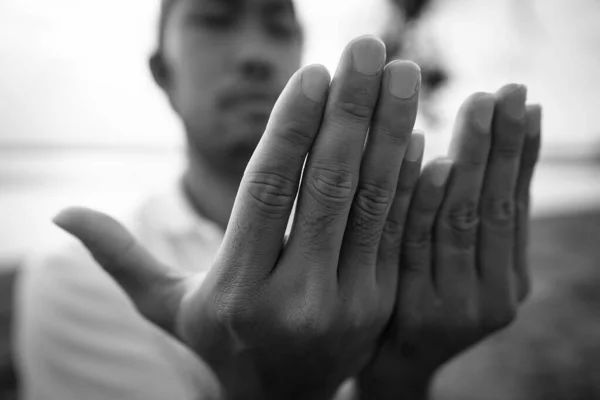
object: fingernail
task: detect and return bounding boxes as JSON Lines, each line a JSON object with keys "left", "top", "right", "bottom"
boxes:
{"left": 432, "top": 159, "right": 453, "bottom": 187}
{"left": 301, "top": 64, "right": 330, "bottom": 103}
{"left": 351, "top": 36, "right": 386, "bottom": 76}
{"left": 405, "top": 131, "right": 425, "bottom": 162}
{"left": 526, "top": 104, "right": 542, "bottom": 137}
{"left": 389, "top": 61, "right": 421, "bottom": 99}
{"left": 472, "top": 94, "right": 495, "bottom": 133}
{"left": 504, "top": 84, "right": 527, "bottom": 120}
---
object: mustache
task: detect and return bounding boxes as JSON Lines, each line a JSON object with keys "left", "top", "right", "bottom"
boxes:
{"left": 218, "top": 84, "right": 283, "bottom": 109}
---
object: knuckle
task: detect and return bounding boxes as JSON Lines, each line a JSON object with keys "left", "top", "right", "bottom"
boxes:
{"left": 307, "top": 163, "right": 355, "bottom": 208}
{"left": 383, "top": 218, "right": 404, "bottom": 239}
{"left": 374, "top": 124, "right": 412, "bottom": 145}
{"left": 214, "top": 293, "right": 257, "bottom": 333}
{"left": 354, "top": 181, "right": 394, "bottom": 221}
{"left": 335, "top": 98, "right": 374, "bottom": 122}
{"left": 447, "top": 201, "right": 480, "bottom": 231}
{"left": 496, "top": 145, "right": 523, "bottom": 160}
{"left": 244, "top": 171, "right": 298, "bottom": 219}
{"left": 494, "top": 119, "right": 525, "bottom": 156}
{"left": 494, "top": 139, "right": 523, "bottom": 159}
{"left": 444, "top": 202, "right": 480, "bottom": 249}
{"left": 214, "top": 303, "right": 240, "bottom": 331}
{"left": 349, "top": 182, "right": 395, "bottom": 249}
{"left": 278, "top": 119, "right": 317, "bottom": 148}
{"left": 284, "top": 300, "right": 332, "bottom": 339}
{"left": 481, "top": 196, "right": 516, "bottom": 228}
{"left": 401, "top": 254, "right": 427, "bottom": 276}
{"left": 286, "top": 312, "right": 322, "bottom": 338}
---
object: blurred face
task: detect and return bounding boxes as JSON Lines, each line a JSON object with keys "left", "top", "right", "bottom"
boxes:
{"left": 161, "top": 0, "right": 303, "bottom": 174}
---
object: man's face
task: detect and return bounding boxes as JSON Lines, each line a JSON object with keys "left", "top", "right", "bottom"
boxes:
{"left": 161, "top": 0, "right": 303, "bottom": 174}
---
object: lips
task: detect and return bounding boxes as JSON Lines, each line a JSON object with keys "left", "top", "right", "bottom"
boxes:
{"left": 220, "top": 88, "right": 280, "bottom": 111}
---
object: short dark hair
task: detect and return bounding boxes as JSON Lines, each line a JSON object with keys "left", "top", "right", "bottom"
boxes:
{"left": 155, "top": 0, "right": 304, "bottom": 53}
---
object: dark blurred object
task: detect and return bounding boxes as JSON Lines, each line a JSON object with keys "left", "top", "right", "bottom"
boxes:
{"left": 384, "top": 0, "right": 448, "bottom": 127}
{"left": 435, "top": 208, "right": 600, "bottom": 400}
{"left": 384, "top": 0, "right": 434, "bottom": 59}
{"left": 389, "top": 0, "right": 433, "bottom": 21}
{"left": 0, "top": 265, "right": 18, "bottom": 400}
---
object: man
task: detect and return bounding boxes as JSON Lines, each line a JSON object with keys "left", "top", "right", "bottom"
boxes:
{"left": 16, "top": 0, "right": 541, "bottom": 399}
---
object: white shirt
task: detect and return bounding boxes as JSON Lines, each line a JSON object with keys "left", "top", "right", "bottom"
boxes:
{"left": 15, "top": 183, "right": 226, "bottom": 400}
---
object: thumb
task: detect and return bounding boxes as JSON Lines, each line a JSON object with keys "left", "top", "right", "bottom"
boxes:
{"left": 53, "top": 207, "right": 188, "bottom": 336}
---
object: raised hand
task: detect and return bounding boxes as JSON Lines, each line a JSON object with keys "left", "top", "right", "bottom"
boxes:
{"left": 53, "top": 36, "right": 423, "bottom": 400}
{"left": 358, "top": 85, "right": 542, "bottom": 399}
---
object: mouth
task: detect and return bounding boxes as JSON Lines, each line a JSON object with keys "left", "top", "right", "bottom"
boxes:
{"left": 221, "top": 89, "right": 280, "bottom": 113}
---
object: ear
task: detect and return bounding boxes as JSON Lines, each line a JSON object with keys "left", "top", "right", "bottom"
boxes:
{"left": 149, "top": 51, "right": 170, "bottom": 91}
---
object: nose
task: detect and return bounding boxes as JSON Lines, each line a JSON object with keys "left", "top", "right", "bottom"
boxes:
{"left": 233, "top": 24, "right": 277, "bottom": 82}
{"left": 240, "top": 58, "right": 272, "bottom": 81}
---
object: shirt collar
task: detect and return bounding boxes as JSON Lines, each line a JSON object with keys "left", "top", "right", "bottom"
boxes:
{"left": 153, "top": 179, "right": 225, "bottom": 240}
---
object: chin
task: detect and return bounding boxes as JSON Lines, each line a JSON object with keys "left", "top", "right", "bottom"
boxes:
{"left": 214, "top": 136, "right": 259, "bottom": 174}
{"left": 231, "top": 118, "right": 267, "bottom": 150}
{"left": 222, "top": 127, "right": 264, "bottom": 174}
{"left": 188, "top": 114, "right": 268, "bottom": 175}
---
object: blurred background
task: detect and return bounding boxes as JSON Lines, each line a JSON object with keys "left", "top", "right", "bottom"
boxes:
{"left": 0, "top": 0, "right": 599, "bottom": 398}
{"left": 1, "top": 0, "right": 599, "bottom": 260}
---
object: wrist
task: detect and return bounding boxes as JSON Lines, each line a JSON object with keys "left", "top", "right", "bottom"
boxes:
{"left": 208, "top": 354, "right": 340, "bottom": 400}
{"left": 358, "top": 366, "right": 431, "bottom": 400}
{"left": 231, "top": 380, "right": 338, "bottom": 400}
{"left": 357, "top": 346, "right": 434, "bottom": 400}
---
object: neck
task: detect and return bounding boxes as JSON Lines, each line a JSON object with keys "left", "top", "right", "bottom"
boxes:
{"left": 182, "top": 150, "right": 243, "bottom": 232}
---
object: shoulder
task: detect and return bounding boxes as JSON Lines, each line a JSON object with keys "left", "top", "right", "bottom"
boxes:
{"left": 17, "top": 242, "right": 128, "bottom": 313}
{"left": 15, "top": 243, "right": 221, "bottom": 399}
{"left": 15, "top": 242, "right": 145, "bottom": 350}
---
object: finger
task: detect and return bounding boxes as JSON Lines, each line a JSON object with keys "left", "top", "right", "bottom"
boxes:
{"left": 285, "top": 36, "right": 386, "bottom": 275}
{"left": 478, "top": 84, "right": 527, "bottom": 307}
{"left": 376, "top": 131, "right": 425, "bottom": 291}
{"left": 53, "top": 207, "right": 187, "bottom": 335}
{"left": 514, "top": 104, "right": 542, "bottom": 301}
{"left": 220, "top": 64, "right": 330, "bottom": 280}
{"left": 435, "top": 93, "right": 495, "bottom": 303}
{"left": 339, "top": 60, "right": 421, "bottom": 288}
{"left": 401, "top": 158, "right": 453, "bottom": 291}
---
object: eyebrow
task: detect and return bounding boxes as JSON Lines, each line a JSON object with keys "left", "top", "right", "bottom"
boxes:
{"left": 207, "top": 0, "right": 239, "bottom": 4}
{"left": 264, "top": 0, "right": 296, "bottom": 15}
{"left": 191, "top": 0, "right": 241, "bottom": 8}
{"left": 188, "top": 0, "right": 296, "bottom": 16}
